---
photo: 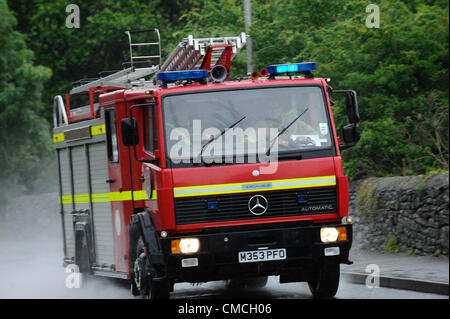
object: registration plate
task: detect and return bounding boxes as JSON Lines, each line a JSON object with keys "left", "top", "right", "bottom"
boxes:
{"left": 238, "top": 248, "right": 287, "bottom": 263}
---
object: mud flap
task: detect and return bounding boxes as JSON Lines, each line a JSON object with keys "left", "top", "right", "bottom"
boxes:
{"left": 131, "top": 210, "right": 163, "bottom": 264}
{"left": 73, "top": 210, "right": 94, "bottom": 273}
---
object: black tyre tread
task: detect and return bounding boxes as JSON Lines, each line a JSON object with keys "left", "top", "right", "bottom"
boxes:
{"left": 307, "top": 261, "right": 340, "bottom": 298}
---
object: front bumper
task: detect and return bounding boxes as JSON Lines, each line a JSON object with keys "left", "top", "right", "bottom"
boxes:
{"left": 160, "top": 222, "right": 352, "bottom": 283}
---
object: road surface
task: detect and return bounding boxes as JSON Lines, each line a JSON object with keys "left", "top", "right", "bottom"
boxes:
{"left": 0, "top": 240, "right": 446, "bottom": 299}
{"left": 0, "top": 193, "right": 446, "bottom": 300}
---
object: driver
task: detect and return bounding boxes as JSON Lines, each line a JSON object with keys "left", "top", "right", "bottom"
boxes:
{"left": 256, "top": 100, "right": 318, "bottom": 147}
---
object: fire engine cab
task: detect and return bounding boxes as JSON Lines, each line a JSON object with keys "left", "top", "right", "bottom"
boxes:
{"left": 53, "top": 28, "right": 361, "bottom": 298}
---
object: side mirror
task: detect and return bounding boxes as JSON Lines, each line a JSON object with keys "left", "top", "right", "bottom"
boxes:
{"left": 121, "top": 118, "right": 139, "bottom": 146}
{"left": 342, "top": 123, "right": 361, "bottom": 144}
{"left": 331, "top": 89, "right": 361, "bottom": 150}
{"left": 345, "top": 90, "right": 360, "bottom": 124}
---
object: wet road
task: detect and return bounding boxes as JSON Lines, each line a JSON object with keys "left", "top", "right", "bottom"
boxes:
{"left": 0, "top": 240, "right": 446, "bottom": 300}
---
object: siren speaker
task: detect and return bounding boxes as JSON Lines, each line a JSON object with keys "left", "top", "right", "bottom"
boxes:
{"left": 250, "top": 71, "right": 260, "bottom": 80}
{"left": 260, "top": 68, "right": 269, "bottom": 77}
{"left": 210, "top": 65, "right": 228, "bottom": 83}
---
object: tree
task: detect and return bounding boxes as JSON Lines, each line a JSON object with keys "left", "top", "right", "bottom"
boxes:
{"left": 5, "top": 0, "right": 449, "bottom": 181}
{"left": 0, "top": 0, "right": 52, "bottom": 196}
{"left": 251, "top": 0, "right": 449, "bottom": 178}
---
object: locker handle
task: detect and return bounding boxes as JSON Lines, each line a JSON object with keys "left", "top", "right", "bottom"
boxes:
{"left": 106, "top": 179, "right": 116, "bottom": 184}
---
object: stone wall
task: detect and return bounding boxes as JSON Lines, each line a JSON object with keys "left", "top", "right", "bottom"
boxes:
{"left": 349, "top": 174, "right": 449, "bottom": 256}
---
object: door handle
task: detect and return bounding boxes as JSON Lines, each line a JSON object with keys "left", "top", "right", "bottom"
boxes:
{"left": 106, "top": 179, "right": 115, "bottom": 184}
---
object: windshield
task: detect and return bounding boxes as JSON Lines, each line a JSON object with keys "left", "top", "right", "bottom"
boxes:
{"left": 163, "top": 86, "right": 335, "bottom": 166}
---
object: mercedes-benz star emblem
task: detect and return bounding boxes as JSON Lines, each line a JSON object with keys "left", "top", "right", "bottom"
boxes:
{"left": 248, "top": 195, "right": 268, "bottom": 216}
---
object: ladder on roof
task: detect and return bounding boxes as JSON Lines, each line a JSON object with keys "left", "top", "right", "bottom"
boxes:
{"left": 160, "top": 32, "right": 248, "bottom": 72}
{"left": 70, "top": 66, "right": 159, "bottom": 94}
{"left": 70, "top": 28, "right": 162, "bottom": 95}
{"left": 124, "top": 28, "right": 162, "bottom": 69}
{"left": 69, "top": 30, "right": 248, "bottom": 95}
{"left": 62, "top": 29, "right": 248, "bottom": 124}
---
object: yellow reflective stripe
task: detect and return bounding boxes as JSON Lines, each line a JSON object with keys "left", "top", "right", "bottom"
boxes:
{"left": 53, "top": 133, "right": 65, "bottom": 143}
{"left": 174, "top": 175, "right": 336, "bottom": 191}
{"left": 91, "top": 124, "right": 106, "bottom": 136}
{"left": 133, "top": 190, "right": 150, "bottom": 200}
{"left": 132, "top": 190, "right": 156, "bottom": 200}
{"left": 59, "top": 190, "right": 153, "bottom": 203}
{"left": 109, "top": 191, "right": 132, "bottom": 201}
{"left": 74, "top": 194, "right": 90, "bottom": 203}
{"left": 173, "top": 175, "right": 336, "bottom": 198}
{"left": 91, "top": 193, "right": 112, "bottom": 203}
{"left": 60, "top": 195, "right": 73, "bottom": 204}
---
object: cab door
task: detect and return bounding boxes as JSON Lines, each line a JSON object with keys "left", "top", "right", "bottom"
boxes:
{"left": 140, "top": 103, "right": 161, "bottom": 223}
{"left": 105, "top": 107, "right": 132, "bottom": 272}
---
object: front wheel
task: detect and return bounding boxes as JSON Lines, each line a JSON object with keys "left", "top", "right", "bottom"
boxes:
{"left": 133, "top": 236, "right": 170, "bottom": 299}
{"left": 307, "top": 261, "right": 340, "bottom": 298}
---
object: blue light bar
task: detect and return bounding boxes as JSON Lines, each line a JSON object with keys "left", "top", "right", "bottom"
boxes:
{"left": 157, "top": 70, "right": 208, "bottom": 82}
{"left": 265, "top": 62, "right": 317, "bottom": 75}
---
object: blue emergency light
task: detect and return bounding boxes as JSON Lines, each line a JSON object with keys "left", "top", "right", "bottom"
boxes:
{"left": 207, "top": 201, "right": 218, "bottom": 210}
{"left": 265, "top": 62, "right": 316, "bottom": 75}
{"left": 297, "top": 194, "right": 309, "bottom": 203}
{"left": 157, "top": 70, "right": 209, "bottom": 82}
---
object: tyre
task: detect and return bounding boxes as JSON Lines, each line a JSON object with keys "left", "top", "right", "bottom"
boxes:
{"left": 129, "top": 223, "right": 141, "bottom": 296}
{"left": 132, "top": 236, "right": 170, "bottom": 299}
{"left": 307, "top": 261, "right": 340, "bottom": 298}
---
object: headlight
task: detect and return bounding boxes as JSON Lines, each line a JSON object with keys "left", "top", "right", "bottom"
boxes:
{"left": 320, "top": 227, "right": 347, "bottom": 243}
{"left": 321, "top": 227, "right": 339, "bottom": 243}
{"left": 171, "top": 238, "right": 200, "bottom": 254}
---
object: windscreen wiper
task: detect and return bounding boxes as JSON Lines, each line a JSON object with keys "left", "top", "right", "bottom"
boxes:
{"left": 193, "top": 116, "right": 246, "bottom": 165}
{"left": 265, "top": 107, "right": 309, "bottom": 156}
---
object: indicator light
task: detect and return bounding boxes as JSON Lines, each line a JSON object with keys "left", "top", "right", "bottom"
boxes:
{"left": 171, "top": 238, "right": 200, "bottom": 254}
{"left": 320, "top": 226, "right": 347, "bottom": 243}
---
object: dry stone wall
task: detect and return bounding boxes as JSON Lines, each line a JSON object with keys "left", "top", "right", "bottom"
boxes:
{"left": 349, "top": 174, "right": 449, "bottom": 256}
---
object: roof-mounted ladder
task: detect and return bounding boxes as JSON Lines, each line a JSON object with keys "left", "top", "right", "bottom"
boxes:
{"left": 70, "top": 28, "right": 162, "bottom": 95}
{"left": 69, "top": 66, "right": 159, "bottom": 95}
{"left": 62, "top": 30, "right": 248, "bottom": 124}
{"left": 124, "top": 28, "right": 162, "bottom": 69}
{"left": 160, "top": 32, "right": 248, "bottom": 72}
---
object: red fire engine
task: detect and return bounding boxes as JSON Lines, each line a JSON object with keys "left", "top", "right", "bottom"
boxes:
{"left": 53, "top": 28, "right": 361, "bottom": 298}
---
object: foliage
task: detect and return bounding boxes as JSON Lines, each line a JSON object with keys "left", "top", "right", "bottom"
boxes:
{"left": 356, "top": 179, "right": 379, "bottom": 216}
{"left": 2, "top": 0, "right": 450, "bottom": 185}
{"left": 0, "top": 0, "right": 52, "bottom": 197}
{"left": 177, "top": 0, "right": 449, "bottom": 179}
{"left": 293, "top": 0, "right": 449, "bottom": 179}
{"left": 433, "top": 249, "right": 441, "bottom": 257}
{"left": 385, "top": 235, "right": 400, "bottom": 253}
